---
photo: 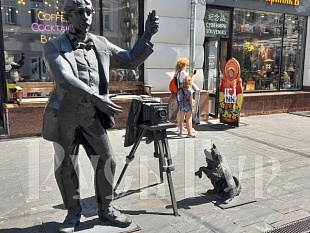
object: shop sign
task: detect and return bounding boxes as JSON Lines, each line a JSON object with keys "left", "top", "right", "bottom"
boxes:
{"left": 198, "top": 0, "right": 215, "bottom": 4}
{"left": 31, "top": 11, "right": 69, "bottom": 43}
{"left": 205, "top": 8, "right": 230, "bottom": 37}
{"left": 266, "top": 0, "right": 300, "bottom": 6}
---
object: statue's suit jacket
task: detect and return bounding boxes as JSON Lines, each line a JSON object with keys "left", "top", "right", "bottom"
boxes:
{"left": 43, "top": 33, "right": 153, "bottom": 143}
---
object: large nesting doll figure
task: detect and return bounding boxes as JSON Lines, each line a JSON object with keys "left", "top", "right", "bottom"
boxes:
{"left": 219, "top": 58, "right": 243, "bottom": 127}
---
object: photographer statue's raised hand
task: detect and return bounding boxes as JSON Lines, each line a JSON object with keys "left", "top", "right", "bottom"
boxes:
{"left": 142, "top": 10, "right": 159, "bottom": 41}
{"left": 42, "top": 0, "right": 158, "bottom": 232}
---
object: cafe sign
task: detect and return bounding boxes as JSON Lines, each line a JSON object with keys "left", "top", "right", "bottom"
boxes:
{"left": 204, "top": 8, "right": 230, "bottom": 37}
{"left": 266, "top": 0, "right": 300, "bottom": 6}
{"left": 31, "top": 11, "right": 69, "bottom": 43}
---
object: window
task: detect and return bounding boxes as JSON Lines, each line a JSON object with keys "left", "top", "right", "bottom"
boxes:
{"left": 2, "top": 0, "right": 142, "bottom": 103}
{"left": 103, "top": 4, "right": 111, "bottom": 31}
{"left": 280, "top": 15, "right": 305, "bottom": 90}
{"left": 232, "top": 9, "right": 306, "bottom": 92}
{"left": 3, "top": 6, "right": 17, "bottom": 24}
{"left": 30, "top": 9, "right": 43, "bottom": 24}
{"left": 108, "top": 0, "right": 142, "bottom": 86}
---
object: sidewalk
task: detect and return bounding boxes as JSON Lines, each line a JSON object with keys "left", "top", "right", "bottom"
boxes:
{"left": 1, "top": 112, "right": 310, "bottom": 233}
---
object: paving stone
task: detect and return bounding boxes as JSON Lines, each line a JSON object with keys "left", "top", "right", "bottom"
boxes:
{"left": 262, "top": 211, "right": 285, "bottom": 225}
{"left": 1, "top": 113, "right": 310, "bottom": 232}
{"left": 199, "top": 192, "right": 256, "bottom": 209}
{"left": 240, "top": 221, "right": 273, "bottom": 233}
{"left": 271, "top": 209, "right": 310, "bottom": 228}
{"left": 232, "top": 204, "right": 278, "bottom": 227}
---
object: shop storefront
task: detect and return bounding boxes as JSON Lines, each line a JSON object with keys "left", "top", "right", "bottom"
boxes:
{"left": 202, "top": 0, "right": 310, "bottom": 117}
{"left": 0, "top": 0, "right": 142, "bottom": 129}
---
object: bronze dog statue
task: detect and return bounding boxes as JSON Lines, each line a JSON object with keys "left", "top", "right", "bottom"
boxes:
{"left": 195, "top": 144, "right": 241, "bottom": 203}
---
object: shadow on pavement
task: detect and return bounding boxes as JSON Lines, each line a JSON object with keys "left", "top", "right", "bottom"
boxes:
{"left": 115, "top": 183, "right": 162, "bottom": 200}
{"left": 121, "top": 209, "right": 172, "bottom": 216}
{"left": 166, "top": 194, "right": 214, "bottom": 210}
{"left": 0, "top": 225, "right": 45, "bottom": 233}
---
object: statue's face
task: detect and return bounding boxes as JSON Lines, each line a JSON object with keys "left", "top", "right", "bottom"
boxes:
{"left": 68, "top": 1, "right": 93, "bottom": 33}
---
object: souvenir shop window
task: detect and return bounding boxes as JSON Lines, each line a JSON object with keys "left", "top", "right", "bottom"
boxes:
{"left": 233, "top": 9, "right": 306, "bottom": 92}
{"left": 232, "top": 9, "right": 285, "bottom": 92}
{"left": 280, "top": 15, "right": 306, "bottom": 90}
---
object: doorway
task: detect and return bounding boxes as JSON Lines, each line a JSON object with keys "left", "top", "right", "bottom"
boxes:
{"left": 204, "top": 38, "right": 228, "bottom": 118}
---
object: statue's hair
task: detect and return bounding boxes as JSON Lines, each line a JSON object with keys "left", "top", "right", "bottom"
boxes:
{"left": 63, "top": 0, "right": 94, "bottom": 21}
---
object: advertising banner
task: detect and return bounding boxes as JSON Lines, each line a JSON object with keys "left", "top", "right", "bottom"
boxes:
{"left": 204, "top": 0, "right": 310, "bottom": 16}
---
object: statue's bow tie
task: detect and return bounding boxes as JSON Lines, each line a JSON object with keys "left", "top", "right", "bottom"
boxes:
{"left": 73, "top": 40, "right": 94, "bottom": 50}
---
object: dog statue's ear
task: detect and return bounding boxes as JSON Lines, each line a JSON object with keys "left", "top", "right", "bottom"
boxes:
{"left": 212, "top": 144, "right": 216, "bottom": 149}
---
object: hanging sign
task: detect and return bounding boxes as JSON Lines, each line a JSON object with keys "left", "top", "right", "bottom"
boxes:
{"left": 266, "top": 0, "right": 300, "bottom": 6}
{"left": 204, "top": 8, "right": 230, "bottom": 38}
{"left": 219, "top": 58, "right": 243, "bottom": 127}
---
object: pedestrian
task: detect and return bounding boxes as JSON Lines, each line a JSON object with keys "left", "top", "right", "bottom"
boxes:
{"left": 172, "top": 57, "right": 189, "bottom": 131}
{"left": 42, "top": 0, "right": 159, "bottom": 232}
{"left": 178, "top": 75, "right": 196, "bottom": 138}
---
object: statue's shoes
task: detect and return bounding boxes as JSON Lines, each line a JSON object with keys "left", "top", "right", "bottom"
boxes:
{"left": 98, "top": 205, "right": 132, "bottom": 228}
{"left": 59, "top": 205, "right": 82, "bottom": 233}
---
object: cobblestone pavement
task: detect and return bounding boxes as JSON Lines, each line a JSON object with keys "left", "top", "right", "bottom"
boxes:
{"left": 1, "top": 113, "right": 310, "bottom": 233}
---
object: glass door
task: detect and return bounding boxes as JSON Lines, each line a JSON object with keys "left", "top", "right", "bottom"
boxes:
{"left": 204, "top": 38, "right": 228, "bottom": 118}
{"left": 205, "top": 38, "right": 220, "bottom": 118}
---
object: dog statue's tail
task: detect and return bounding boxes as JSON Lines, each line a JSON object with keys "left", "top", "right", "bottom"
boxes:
{"left": 233, "top": 176, "right": 241, "bottom": 196}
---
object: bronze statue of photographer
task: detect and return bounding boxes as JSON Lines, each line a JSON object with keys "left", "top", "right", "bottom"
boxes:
{"left": 42, "top": 0, "right": 158, "bottom": 232}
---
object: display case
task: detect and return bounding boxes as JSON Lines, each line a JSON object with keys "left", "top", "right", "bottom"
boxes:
{"left": 232, "top": 9, "right": 306, "bottom": 92}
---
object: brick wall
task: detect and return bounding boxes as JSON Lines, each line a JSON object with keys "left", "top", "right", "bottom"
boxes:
{"left": 5, "top": 90, "right": 310, "bottom": 138}
{"left": 2, "top": 92, "right": 209, "bottom": 138}
{"left": 241, "top": 91, "right": 310, "bottom": 116}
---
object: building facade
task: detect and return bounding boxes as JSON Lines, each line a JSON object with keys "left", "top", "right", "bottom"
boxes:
{"left": 1, "top": 0, "right": 310, "bottom": 132}
{"left": 144, "top": 0, "right": 310, "bottom": 117}
{"left": 0, "top": 0, "right": 142, "bottom": 128}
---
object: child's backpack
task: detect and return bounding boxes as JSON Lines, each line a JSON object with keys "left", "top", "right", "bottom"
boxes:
{"left": 169, "top": 71, "right": 180, "bottom": 94}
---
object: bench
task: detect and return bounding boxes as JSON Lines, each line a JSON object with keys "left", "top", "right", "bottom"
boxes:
{"left": 15, "top": 82, "right": 54, "bottom": 106}
{"left": 108, "top": 81, "right": 153, "bottom": 96}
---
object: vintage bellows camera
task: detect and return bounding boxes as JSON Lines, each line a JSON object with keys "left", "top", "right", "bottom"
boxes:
{"left": 142, "top": 102, "right": 169, "bottom": 125}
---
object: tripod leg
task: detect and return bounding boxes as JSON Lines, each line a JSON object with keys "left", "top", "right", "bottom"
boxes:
{"left": 162, "top": 131, "right": 175, "bottom": 171}
{"left": 154, "top": 130, "right": 179, "bottom": 216}
{"left": 166, "top": 169, "right": 179, "bottom": 216}
{"left": 114, "top": 128, "right": 146, "bottom": 191}
{"left": 153, "top": 139, "right": 164, "bottom": 183}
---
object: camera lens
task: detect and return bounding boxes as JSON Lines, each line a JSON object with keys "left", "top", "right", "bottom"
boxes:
{"left": 157, "top": 109, "right": 167, "bottom": 119}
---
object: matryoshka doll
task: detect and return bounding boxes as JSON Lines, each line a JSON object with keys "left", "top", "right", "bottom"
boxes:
{"left": 219, "top": 58, "right": 243, "bottom": 127}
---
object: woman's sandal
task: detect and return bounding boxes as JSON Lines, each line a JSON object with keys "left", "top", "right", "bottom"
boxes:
{"left": 187, "top": 133, "right": 197, "bottom": 138}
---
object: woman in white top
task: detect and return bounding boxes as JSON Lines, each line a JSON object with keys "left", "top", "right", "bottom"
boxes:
{"left": 173, "top": 57, "right": 189, "bottom": 131}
